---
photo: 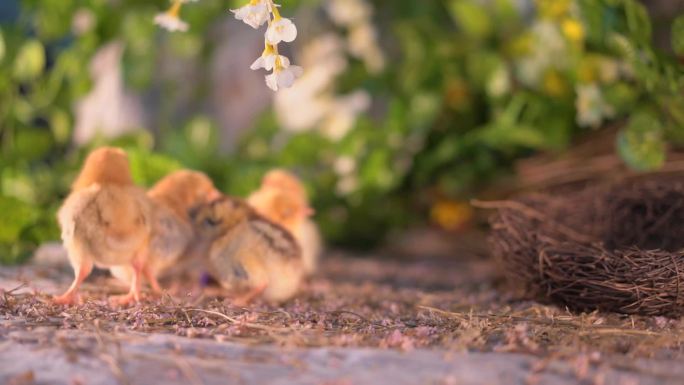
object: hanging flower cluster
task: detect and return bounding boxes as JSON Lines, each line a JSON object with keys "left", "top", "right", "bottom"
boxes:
{"left": 232, "top": 0, "right": 302, "bottom": 91}
{"left": 154, "top": 0, "right": 198, "bottom": 33}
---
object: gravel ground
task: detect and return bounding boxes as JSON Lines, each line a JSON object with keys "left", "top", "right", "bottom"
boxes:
{"left": 1, "top": 233, "right": 684, "bottom": 384}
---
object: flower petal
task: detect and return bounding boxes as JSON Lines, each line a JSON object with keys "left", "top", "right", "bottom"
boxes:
{"left": 277, "top": 69, "right": 296, "bottom": 88}
{"left": 281, "top": 21, "right": 297, "bottom": 43}
{"left": 250, "top": 56, "right": 266, "bottom": 70}
{"left": 154, "top": 14, "right": 189, "bottom": 32}
{"left": 266, "top": 25, "right": 280, "bottom": 44}
{"left": 231, "top": 6, "right": 250, "bottom": 20}
{"left": 265, "top": 73, "right": 279, "bottom": 91}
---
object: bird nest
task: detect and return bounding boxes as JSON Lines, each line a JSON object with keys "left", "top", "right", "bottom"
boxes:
{"left": 486, "top": 177, "right": 684, "bottom": 316}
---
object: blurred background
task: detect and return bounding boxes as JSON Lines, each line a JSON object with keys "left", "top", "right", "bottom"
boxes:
{"left": 0, "top": 0, "right": 683, "bottom": 263}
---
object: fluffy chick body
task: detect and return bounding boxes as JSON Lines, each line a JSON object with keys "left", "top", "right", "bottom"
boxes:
{"left": 110, "top": 170, "right": 220, "bottom": 289}
{"left": 55, "top": 147, "right": 153, "bottom": 305}
{"left": 247, "top": 169, "right": 322, "bottom": 274}
{"left": 193, "top": 196, "right": 304, "bottom": 303}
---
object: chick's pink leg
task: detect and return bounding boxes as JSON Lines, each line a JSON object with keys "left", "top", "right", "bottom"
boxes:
{"left": 143, "top": 264, "right": 162, "bottom": 295}
{"left": 54, "top": 259, "right": 93, "bottom": 305}
{"left": 109, "top": 260, "right": 143, "bottom": 306}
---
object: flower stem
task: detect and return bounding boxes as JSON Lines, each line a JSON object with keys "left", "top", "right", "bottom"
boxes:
{"left": 168, "top": 0, "right": 182, "bottom": 17}
{"left": 267, "top": 0, "right": 281, "bottom": 21}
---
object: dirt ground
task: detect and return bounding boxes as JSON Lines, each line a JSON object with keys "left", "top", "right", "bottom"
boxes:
{"left": 2, "top": 231, "right": 684, "bottom": 384}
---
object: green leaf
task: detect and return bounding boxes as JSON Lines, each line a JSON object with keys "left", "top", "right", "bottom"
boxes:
{"left": 617, "top": 112, "right": 666, "bottom": 171}
{"left": 672, "top": 16, "right": 684, "bottom": 56}
{"left": 603, "top": 83, "right": 638, "bottom": 115}
{"left": 408, "top": 92, "right": 441, "bottom": 129}
{"left": 127, "top": 149, "right": 183, "bottom": 187}
{"left": 624, "top": 0, "right": 652, "bottom": 44}
{"left": 13, "top": 128, "right": 54, "bottom": 161}
{"left": 13, "top": 40, "right": 45, "bottom": 81}
{"left": 50, "top": 108, "right": 71, "bottom": 144}
{"left": 185, "top": 116, "right": 219, "bottom": 151}
{"left": 448, "top": 0, "right": 492, "bottom": 39}
{"left": 0, "top": 196, "right": 40, "bottom": 243}
{"left": 477, "top": 123, "right": 548, "bottom": 149}
{"left": 608, "top": 33, "right": 637, "bottom": 61}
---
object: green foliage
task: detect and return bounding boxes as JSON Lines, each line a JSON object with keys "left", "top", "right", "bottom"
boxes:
{"left": 127, "top": 148, "right": 183, "bottom": 187}
{"left": 449, "top": 0, "right": 492, "bottom": 39}
{"left": 618, "top": 111, "right": 666, "bottom": 171}
{"left": 0, "top": 196, "right": 39, "bottom": 243}
{"left": 673, "top": 16, "right": 684, "bottom": 56}
{"left": 13, "top": 39, "right": 44, "bottom": 81}
{"left": 0, "top": 0, "right": 683, "bottom": 260}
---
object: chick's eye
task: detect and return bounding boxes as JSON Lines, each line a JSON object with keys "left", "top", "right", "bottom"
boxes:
{"left": 203, "top": 217, "right": 219, "bottom": 227}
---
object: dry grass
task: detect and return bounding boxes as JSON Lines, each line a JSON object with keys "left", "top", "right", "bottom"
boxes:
{"left": 487, "top": 177, "right": 684, "bottom": 317}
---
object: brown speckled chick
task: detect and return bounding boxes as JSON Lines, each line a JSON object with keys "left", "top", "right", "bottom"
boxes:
{"left": 191, "top": 196, "right": 304, "bottom": 304}
{"left": 110, "top": 170, "right": 221, "bottom": 292}
{"left": 247, "top": 169, "right": 322, "bottom": 275}
{"left": 55, "top": 147, "right": 153, "bottom": 306}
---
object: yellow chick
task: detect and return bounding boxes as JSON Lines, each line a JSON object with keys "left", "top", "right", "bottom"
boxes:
{"left": 109, "top": 170, "right": 221, "bottom": 292}
{"left": 54, "top": 147, "right": 153, "bottom": 306}
{"left": 191, "top": 196, "right": 304, "bottom": 304}
{"left": 247, "top": 169, "right": 322, "bottom": 275}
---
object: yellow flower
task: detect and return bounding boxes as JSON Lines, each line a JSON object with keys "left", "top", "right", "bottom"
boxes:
{"left": 562, "top": 18, "right": 585, "bottom": 43}
{"left": 577, "top": 59, "right": 597, "bottom": 84}
{"left": 430, "top": 200, "right": 474, "bottom": 231}
{"left": 542, "top": 70, "right": 568, "bottom": 97}
{"left": 577, "top": 55, "right": 620, "bottom": 84}
{"left": 535, "top": 0, "right": 572, "bottom": 20}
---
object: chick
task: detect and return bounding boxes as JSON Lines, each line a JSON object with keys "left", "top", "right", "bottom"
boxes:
{"left": 55, "top": 147, "right": 153, "bottom": 306}
{"left": 109, "top": 170, "right": 221, "bottom": 291}
{"left": 247, "top": 169, "right": 322, "bottom": 275}
{"left": 191, "top": 196, "right": 304, "bottom": 304}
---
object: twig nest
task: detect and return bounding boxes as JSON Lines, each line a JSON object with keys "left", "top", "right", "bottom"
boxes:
{"left": 487, "top": 177, "right": 684, "bottom": 316}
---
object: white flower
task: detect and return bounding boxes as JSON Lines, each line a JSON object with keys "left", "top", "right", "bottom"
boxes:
{"left": 575, "top": 84, "right": 615, "bottom": 128}
{"left": 516, "top": 21, "right": 567, "bottom": 87}
{"left": 232, "top": 1, "right": 269, "bottom": 29}
{"left": 154, "top": 13, "right": 188, "bottom": 32}
{"left": 598, "top": 58, "right": 620, "bottom": 84}
{"left": 327, "top": 0, "right": 371, "bottom": 26}
{"left": 336, "top": 175, "right": 358, "bottom": 196}
{"left": 321, "top": 91, "right": 371, "bottom": 140}
{"left": 72, "top": 8, "right": 95, "bottom": 36}
{"left": 265, "top": 65, "right": 303, "bottom": 91}
{"left": 266, "top": 18, "right": 298, "bottom": 44}
{"left": 487, "top": 65, "right": 511, "bottom": 98}
{"left": 334, "top": 156, "right": 356, "bottom": 176}
{"left": 154, "top": 1, "right": 189, "bottom": 32}
{"left": 251, "top": 52, "right": 289, "bottom": 71}
{"left": 348, "top": 22, "right": 385, "bottom": 73}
